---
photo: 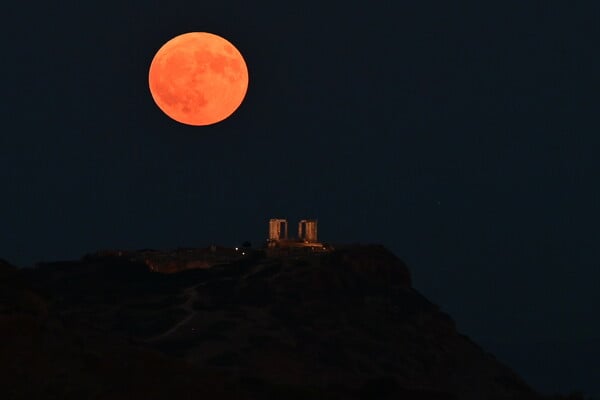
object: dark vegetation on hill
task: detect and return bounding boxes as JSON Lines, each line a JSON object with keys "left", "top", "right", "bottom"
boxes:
{"left": 0, "top": 246, "right": 585, "bottom": 399}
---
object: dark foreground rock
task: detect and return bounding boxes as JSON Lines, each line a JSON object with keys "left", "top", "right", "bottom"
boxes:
{"left": 0, "top": 245, "right": 563, "bottom": 399}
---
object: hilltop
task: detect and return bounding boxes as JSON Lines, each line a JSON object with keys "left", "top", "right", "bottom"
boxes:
{"left": 0, "top": 245, "right": 579, "bottom": 399}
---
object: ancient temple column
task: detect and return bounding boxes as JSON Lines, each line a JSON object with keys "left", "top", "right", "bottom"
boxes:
{"left": 269, "top": 218, "right": 288, "bottom": 240}
{"left": 298, "top": 219, "right": 318, "bottom": 242}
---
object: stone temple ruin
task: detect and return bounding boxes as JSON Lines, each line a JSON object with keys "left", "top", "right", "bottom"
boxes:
{"left": 267, "top": 218, "right": 327, "bottom": 253}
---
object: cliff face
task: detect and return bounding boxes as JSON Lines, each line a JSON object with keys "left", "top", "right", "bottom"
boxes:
{"left": 2, "top": 246, "right": 545, "bottom": 399}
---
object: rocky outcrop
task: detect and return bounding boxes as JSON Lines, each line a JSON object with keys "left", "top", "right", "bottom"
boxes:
{"left": 1, "top": 245, "right": 551, "bottom": 399}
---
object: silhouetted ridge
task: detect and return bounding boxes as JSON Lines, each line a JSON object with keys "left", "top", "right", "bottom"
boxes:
{"left": 324, "top": 244, "right": 412, "bottom": 288}
{"left": 0, "top": 244, "right": 561, "bottom": 399}
{"left": 0, "top": 258, "right": 16, "bottom": 279}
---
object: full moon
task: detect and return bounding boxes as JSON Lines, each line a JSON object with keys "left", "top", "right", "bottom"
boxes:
{"left": 148, "top": 32, "right": 249, "bottom": 126}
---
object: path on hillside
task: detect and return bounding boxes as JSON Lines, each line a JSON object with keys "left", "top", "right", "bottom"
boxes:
{"left": 146, "top": 283, "right": 205, "bottom": 342}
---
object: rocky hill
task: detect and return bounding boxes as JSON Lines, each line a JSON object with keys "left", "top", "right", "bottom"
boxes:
{"left": 0, "top": 245, "right": 574, "bottom": 399}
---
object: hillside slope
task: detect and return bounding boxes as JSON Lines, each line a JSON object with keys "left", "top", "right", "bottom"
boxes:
{"left": 1, "top": 246, "right": 552, "bottom": 399}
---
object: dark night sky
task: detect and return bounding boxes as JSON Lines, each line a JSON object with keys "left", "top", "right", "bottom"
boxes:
{"left": 3, "top": 1, "right": 599, "bottom": 396}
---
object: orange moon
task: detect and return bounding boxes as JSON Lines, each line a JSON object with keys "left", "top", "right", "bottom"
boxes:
{"left": 148, "top": 32, "right": 249, "bottom": 126}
